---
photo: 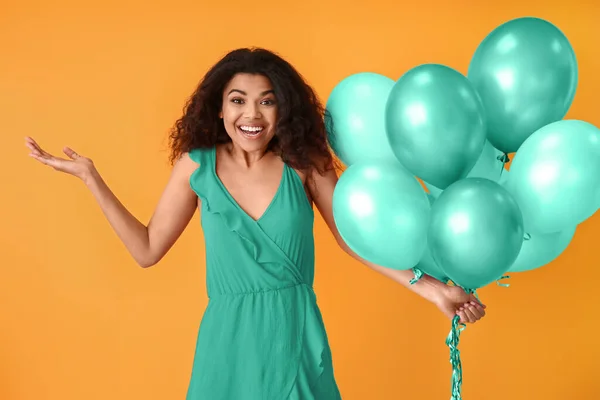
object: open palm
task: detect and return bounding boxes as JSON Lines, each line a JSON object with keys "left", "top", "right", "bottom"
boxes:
{"left": 25, "top": 136, "right": 94, "bottom": 181}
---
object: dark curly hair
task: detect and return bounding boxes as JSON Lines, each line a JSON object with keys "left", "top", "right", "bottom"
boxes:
{"left": 168, "top": 47, "right": 336, "bottom": 175}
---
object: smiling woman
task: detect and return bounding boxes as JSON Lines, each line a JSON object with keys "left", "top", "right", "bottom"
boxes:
{"left": 167, "top": 51, "right": 347, "bottom": 398}
{"left": 222, "top": 75, "right": 277, "bottom": 144}
{"left": 168, "top": 48, "right": 335, "bottom": 176}
{"left": 24, "top": 47, "right": 485, "bottom": 400}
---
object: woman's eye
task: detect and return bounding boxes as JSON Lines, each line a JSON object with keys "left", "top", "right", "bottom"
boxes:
{"left": 230, "top": 98, "right": 275, "bottom": 105}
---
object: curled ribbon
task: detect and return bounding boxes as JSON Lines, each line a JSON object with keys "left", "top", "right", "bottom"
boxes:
{"left": 447, "top": 314, "right": 467, "bottom": 400}
{"left": 409, "top": 267, "right": 424, "bottom": 285}
{"left": 446, "top": 286, "right": 477, "bottom": 400}
{"left": 496, "top": 274, "right": 511, "bottom": 287}
{"left": 413, "top": 274, "right": 482, "bottom": 400}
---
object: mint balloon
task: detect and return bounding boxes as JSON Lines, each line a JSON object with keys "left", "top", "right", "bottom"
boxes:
{"left": 468, "top": 17, "right": 578, "bottom": 153}
{"left": 506, "top": 120, "right": 600, "bottom": 234}
{"left": 428, "top": 178, "right": 524, "bottom": 289}
{"left": 415, "top": 247, "right": 449, "bottom": 283}
{"left": 326, "top": 72, "right": 397, "bottom": 166}
{"left": 414, "top": 194, "right": 449, "bottom": 282}
{"left": 509, "top": 227, "right": 576, "bottom": 273}
{"left": 332, "top": 160, "right": 431, "bottom": 270}
{"left": 426, "top": 140, "right": 506, "bottom": 198}
{"left": 385, "top": 64, "right": 487, "bottom": 190}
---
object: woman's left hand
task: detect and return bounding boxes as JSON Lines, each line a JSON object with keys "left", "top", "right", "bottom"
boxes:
{"left": 435, "top": 285, "right": 487, "bottom": 324}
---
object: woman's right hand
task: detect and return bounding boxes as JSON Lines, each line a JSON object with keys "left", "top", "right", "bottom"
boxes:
{"left": 25, "top": 136, "right": 96, "bottom": 183}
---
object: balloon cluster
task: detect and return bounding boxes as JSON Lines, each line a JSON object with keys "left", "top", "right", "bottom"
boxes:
{"left": 328, "top": 17, "right": 597, "bottom": 293}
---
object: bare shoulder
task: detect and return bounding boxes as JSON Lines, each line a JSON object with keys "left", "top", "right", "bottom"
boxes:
{"left": 308, "top": 159, "right": 339, "bottom": 198}
{"left": 182, "top": 150, "right": 202, "bottom": 168}
{"left": 159, "top": 151, "right": 200, "bottom": 200}
{"left": 169, "top": 151, "right": 203, "bottom": 180}
{"left": 293, "top": 168, "right": 309, "bottom": 184}
{"left": 289, "top": 156, "right": 338, "bottom": 204}
{"left": 291, "top": 166, "right": 317, "bottom": 205}
{"left": 160, "top": 151, "right": 202, "bottom": 205}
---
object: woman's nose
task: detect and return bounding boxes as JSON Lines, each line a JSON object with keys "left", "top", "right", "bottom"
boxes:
{"left": 244, "top": 104, "right": 262, "bottom": 119}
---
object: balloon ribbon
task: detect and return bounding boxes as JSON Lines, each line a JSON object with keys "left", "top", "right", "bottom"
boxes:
{"left": 447, "top": 314, "right": 467, "bottom": 400}
{"left": 496, "top": 274, "right": 510, "bottom": 287}
{"left": 446, "top": 285, "right": 477, "bottom": 400}
{"left": 411, "top": 271, "right": 480, "bottom": 400}
{"left": 409, "top": 267, "right": 424, "bottom": 284}
{"left": 497, "top": 153, "right": 510, "bottom": 179}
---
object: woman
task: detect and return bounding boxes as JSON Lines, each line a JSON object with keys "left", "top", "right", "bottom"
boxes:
{"left": 25, "top": 47, "right": 486, "bottom": 399}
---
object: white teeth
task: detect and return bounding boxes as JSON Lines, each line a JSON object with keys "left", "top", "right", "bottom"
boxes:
{"left": 239, "top": 126, "right": 264, "bottom": 133}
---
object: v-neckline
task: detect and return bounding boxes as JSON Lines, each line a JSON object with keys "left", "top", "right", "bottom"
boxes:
{"left": 212, "top": 146, "right": 286, "bottom": 223}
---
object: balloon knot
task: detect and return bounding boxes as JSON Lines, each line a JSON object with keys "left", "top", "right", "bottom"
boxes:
{"left": 524, "top": 232, "right": 531, "bottom": 241}
{"left": 410, "top": 267, "right": 424, "bottom": 285}
{"left": 496, "top": 275, "right": 510, "bottom": 287}
{"left": 497, "top": 153, "right": 510, "bottom": 164}
{"left": 463, "top": 287, "right": 481, "bottom": 302}
{"left": 463, "top": 287, "right": 476, "bottom": 295}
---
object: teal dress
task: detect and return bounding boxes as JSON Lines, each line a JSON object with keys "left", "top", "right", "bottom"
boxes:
{"left": 186, "top": 147, "right": 342, "bottom": 400}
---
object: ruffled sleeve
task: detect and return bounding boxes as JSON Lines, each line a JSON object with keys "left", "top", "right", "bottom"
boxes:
{"left": 188, "top": 147, "right": 212, "bottom": 201}
{"left": 188, "top": 147, "right": 205, "bottom": 164}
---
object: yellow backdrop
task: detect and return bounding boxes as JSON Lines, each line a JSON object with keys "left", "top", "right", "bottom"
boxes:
{"left": 2, "top": 0, "right": 599, "bottom": 399}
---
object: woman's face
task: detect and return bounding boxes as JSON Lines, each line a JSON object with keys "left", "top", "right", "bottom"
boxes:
{"left": 220, "top": 73, "right": 278, "bottom": 153}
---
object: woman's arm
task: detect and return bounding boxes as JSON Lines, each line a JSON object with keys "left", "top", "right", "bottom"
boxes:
{"left": 308, "top": 164, "right": 486, "bottom": 323}
{"left": 84, "top": 154, "right": 198, "bottom": 268}
{"left": 26, "top": 137, "right": 199, "bottom": 268}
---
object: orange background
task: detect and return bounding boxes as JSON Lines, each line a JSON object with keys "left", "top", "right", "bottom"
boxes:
{"left": 2, "top": 0, "right": 599, "bottom": 399}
